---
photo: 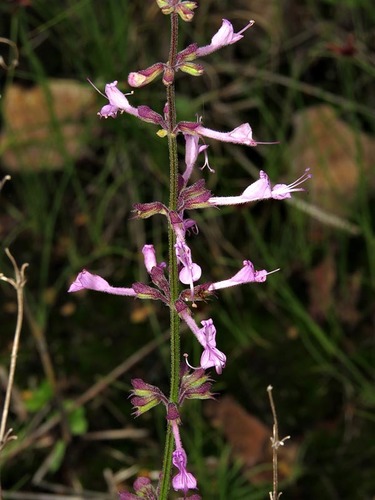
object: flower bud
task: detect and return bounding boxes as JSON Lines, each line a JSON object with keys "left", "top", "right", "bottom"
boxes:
{"left": 179, "top": 367, "right": 214, "bottom": 404}
{"left": 162, "top": 66, "right": 175, "bottom": 86}
{"left": 128, "top": 63, "right": 164, "bottom": 88}
{"left": 166, "top": 402, "right": 181, "bottom": 423}
{"left": 130, "top": 378, "right": 168, "bottom": 416}
{"left": 137, "top": 106, "right": 166, "bottom": 126}
{"left": 150, "top": 266, "right": 170, "bottom": 299}
{"left": 155, "top": 1, "right": 197, "bottom": 22}
{"left": 178, "top": 179, "right": 212, "bottom": 211}
{"left": 131, "top": 201, "right": 168, "bottom": 219}
{"left": 176, "top": 2, "right": 198, "bottom": 22}
{"left": 179, "top": 62, "right": 204, "bottom": 77}
{"left": 132, "top": 282, "right": 168, "bottom": 303}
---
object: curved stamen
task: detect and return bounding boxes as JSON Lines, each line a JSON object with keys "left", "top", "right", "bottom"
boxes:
{"left": 183, "top": 353, "right": 200, "bottom": 371}
{"left": 237, "top": 19, "right": 255, "bottom": 36}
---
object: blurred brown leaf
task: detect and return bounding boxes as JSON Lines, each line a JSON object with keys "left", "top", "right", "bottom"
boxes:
{"left": 205, "top": 395, "right": 298, "bottom": 484}
{"left": 307, "top": 253, "right": 336, "bottom": 321}
{"left": 0, "top": 79, "right": 98, "bottom": 172}
{"left": 290, "top": 104, "right": 375, "bottom": 216}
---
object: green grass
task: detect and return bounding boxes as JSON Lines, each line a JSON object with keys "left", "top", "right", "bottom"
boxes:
{"left": 0, "top": 0, "right": 374, "bottom": 498}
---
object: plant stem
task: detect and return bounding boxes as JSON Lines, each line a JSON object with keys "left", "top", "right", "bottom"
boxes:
{"left": 267, "top": 385, "right": 290, "bottom": 500}
{"left": 159, "top": 13, "right": 180, "bottom": 500}
{"left": 0, "top": 250, "right": 28, "bottom": 475}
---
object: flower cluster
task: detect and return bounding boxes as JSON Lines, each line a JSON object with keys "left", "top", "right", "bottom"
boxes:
{"left": 70, "top": 4, "right": 310, "bottom": 497}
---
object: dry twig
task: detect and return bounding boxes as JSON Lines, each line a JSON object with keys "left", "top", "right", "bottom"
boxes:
{"left": 0, "top": 249, "right": 28, "bottom": 450}
{"left": 267, "top": 385, "right": 290, "bottom": 500}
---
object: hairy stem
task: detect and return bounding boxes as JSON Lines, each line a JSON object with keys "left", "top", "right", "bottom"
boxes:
{"left": 159, "top": 13, "right": 180, "bottom": 500}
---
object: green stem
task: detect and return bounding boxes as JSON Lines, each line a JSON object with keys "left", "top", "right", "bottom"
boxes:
{"left": 159, "top": 13, "right": 180, "bottom": 500}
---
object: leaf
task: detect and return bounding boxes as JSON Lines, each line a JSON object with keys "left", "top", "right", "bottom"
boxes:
{"left": 23, "top": 380, "right": 53, "bottom": 412}
{"left": 65, "top": 403, "right": 88, "bottom": 436}
{"left": 49, "top": 440, "right": 66, "bottom": 473}
{"left": 205, "top": 395, "right": 298, "bottom": 484}
{"left": 0, "top": 79, "right": 98, "bottom": 172}
{"left": 289, "top": 105, "right": 375, "bottom": 216}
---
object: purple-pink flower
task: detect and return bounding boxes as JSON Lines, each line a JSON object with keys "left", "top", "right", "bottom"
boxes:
{"left": 196, "top": 122, "right": 256, "bottom": 146}
{"left": 68, "top": 270, "right": 136, "bottom": 296}
{"left": 169, "top": 416, "right": 197, "bottom": 495}
{"left": 196, "top": 19, "right": 255, "bottom": 57}
{"left": 209, "top": 168, "right": 311, "bottom": 205}
{"left": 183, "top": 134, "right": 211, "bottom": 183}
{"left": 208, "top": 260, "right": 278, "bottom": 290}
{"left": 90, "top": 80, "right": 165, "bottom": 127}
{"left": 94, "top": 80, "right": 139, "bottom": 119}
{"left": 198, "top": 319, "right": 226, "bottom": 375}
{"left": 179, "top": 311, "right": 226, "bottom": 375}
{"left": 142, "top": 244, "right": 157, "bottom": 273}
{"left": 172, "top": 448, "right": 197, "bottom": 495}
{"left": 175, "top": 239, "right": 202, "bottom": 296}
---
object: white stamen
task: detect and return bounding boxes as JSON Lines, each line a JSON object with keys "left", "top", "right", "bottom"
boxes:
{"left": 287, "top": 168, "right": 312, "bottom": 191}
{"left": 183, "top": 353, "right": 200, "bottom": 370}
{"left": 237, "top": 20, "right": 255, "bottom": 36}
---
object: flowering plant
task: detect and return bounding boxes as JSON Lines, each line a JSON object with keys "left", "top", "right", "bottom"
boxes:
{"left": 69, "top": 2, "right": 310, "bottom": 497}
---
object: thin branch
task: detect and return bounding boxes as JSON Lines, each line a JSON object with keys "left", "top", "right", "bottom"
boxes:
{"left": 267, "top": 385, "right": 290, "bottom": 500}
{"left": 0, "top": 249, "right": 28, "bottom": 451}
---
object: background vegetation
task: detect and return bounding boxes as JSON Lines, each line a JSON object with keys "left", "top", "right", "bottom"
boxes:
{"left": 0, "top": 0, "right": 374, "bottom": 498}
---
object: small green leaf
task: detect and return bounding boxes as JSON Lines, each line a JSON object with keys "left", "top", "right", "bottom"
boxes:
{"left": 66, "top": 404, "right": 88, "bottom": 436}
{"left": 24, "top": 380, "right": 53, "bottom": 412}
{"left": 49, "top": 440, "right": 66, "bottom": 473}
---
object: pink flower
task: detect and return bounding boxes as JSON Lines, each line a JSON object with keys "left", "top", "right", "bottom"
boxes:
{"left": 89, "top": 80, "right": 165, "bottom": 126}
{"left": 68, "top": 270, "right": 136, "bottom": 296}
{"left": 196, "top": 19, "right": 255, "bottom": 57}
{"left": 94, "top": 80, "right": 139, "bottom": 119}
{"left": 209, "top": 169, "right": 311, "bottom": 205}
{"left": 195, "top": 122, "right": 257, "bottom": 146}
{"left": 142, "top": 244, "right": 157, "bottom": 273}
{"left": 198, "top": 319, "right": 226, "bottom": 375}
{"left": 175, "top": 239, "right": 202, "bottom": 296}
{"left": 183, "top": 134, "right": 212, "bottom": 183}
{"left": 208, "top": 260, "right": 279, "bottom": 290}
{"left": 172, "top": 448, "right": 197, "bottom": 495}
{"left": 178, "top": 120, "right": 277, "bottom": 148}
{"left": 179, "top": 311, "right": 226, "bottom": 375}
